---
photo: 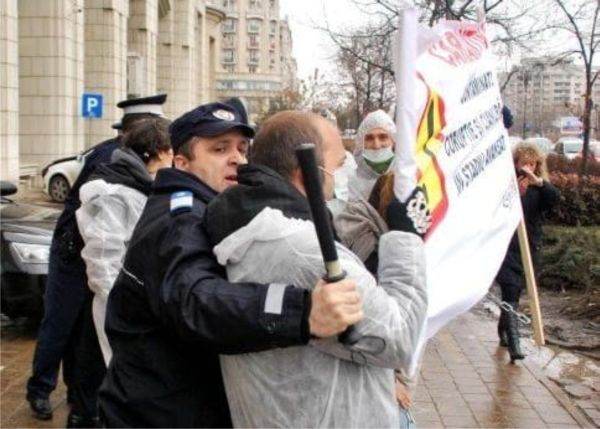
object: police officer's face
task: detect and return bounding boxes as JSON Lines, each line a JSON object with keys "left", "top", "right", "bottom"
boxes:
{"left": 175, "top": 130, "right": 249, "bottom": 193}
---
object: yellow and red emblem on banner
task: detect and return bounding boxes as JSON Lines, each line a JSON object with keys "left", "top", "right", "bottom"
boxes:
{"left": 415, "top": 77, "right": 448, "bottom": 237}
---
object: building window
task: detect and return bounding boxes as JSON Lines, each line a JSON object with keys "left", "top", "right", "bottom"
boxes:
{"left": 269, "top": 20, "right": 277, "bottom": 35}
{"left": 249, "top": 65, "right": 258, "bottom": 73}
{"left": 222, "top": 49, "right": 235, "bottom": 63}
{"left": 249, "top": 0, "right": 261, "bottom": 11}
{"left": 248, "top": 49, "right": 259, "bottom": 64}
{"left": 223, "top": 33, "right": 235, "bottom": 48}
{"left": 269, "top": 35, "right": 276, "bottom": 51}
{"left": 222, "top": 0, "right": 236, "bottom": 10}
{"left": 248, "top": 34, "right": 259, "bottom": 48}
{"left": 248, "top": 19, "right": 261, "bottom": 34}
{"left": 223, "top": 18, "right": 237, "bottom": 33}
{"left": 223, "top": 64, "right": 235, "bottom": 73}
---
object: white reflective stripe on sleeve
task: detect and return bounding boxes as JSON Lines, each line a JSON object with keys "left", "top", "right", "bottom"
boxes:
{"left": 264, "top": 283, "right": 287, "bottom": 315}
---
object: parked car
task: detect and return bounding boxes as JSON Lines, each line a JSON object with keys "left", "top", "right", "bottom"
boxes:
{"left": 554, "top": 137, "right": 584, "bottom": 160}
{"left": 1, "top": 181, "right": 58, "bottom": 321}
{"left": 41, "top": 147, "right": 93, "bottom": 202}
{"left": 524, "top": 137, "right": 553, "bottom": 154}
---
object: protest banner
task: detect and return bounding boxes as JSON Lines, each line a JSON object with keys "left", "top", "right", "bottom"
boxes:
{"left": 393, "top": 9, "right": 530, "bottom": 346}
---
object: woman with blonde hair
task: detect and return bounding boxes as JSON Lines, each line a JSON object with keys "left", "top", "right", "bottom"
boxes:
{"left": 495, "top": 142, "right": 559, "bottom": 362}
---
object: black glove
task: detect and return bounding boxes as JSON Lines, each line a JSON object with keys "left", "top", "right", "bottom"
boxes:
{"left": 385, "top": 186, "right": 432, "bottom": 238}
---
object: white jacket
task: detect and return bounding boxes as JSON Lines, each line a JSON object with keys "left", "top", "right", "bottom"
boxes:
{"left": 76, "top": 176, "right": 147, "bottom": 364}
{"left": 348, "top": 110, "right": 397, "bottom": 201}
{"left": 213, "top": 207, "right": 427, "bottom": 428}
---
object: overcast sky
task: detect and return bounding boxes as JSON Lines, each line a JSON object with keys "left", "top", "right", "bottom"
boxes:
{"left": 279, "top": 0, "right": 367, "bottom": 80}
{"left": 279, "top": 0, "right": 597, "bottom": 81}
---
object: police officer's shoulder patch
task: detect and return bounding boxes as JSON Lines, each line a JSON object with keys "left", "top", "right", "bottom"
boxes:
{"left": 170, "top": 191, "right": 194, "bottom": 215}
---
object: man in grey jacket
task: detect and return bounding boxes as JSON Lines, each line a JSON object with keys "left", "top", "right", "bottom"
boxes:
{"left": 205, "top": 111, "right": 428, "bottom": 428}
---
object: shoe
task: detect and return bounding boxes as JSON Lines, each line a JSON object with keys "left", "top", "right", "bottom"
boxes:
{"left": 28, "top": 397, "right": 53, "bottom": 420}
{"left": 505, "top": 301, "right": 525, "bottom": 363}
{"left": 66, "top": 411, "right": 100, "bottom": 428}
{"left": 498, "top": 310, "right": 508, "bottom": 347}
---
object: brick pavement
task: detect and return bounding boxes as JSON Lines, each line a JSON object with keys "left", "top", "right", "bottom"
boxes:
{"left": 1, "top": 311, "right": 595, "bottom": 428}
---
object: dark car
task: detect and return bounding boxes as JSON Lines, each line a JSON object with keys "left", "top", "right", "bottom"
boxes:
{"left": 1, "top": 181, "right": 59, "bottom": 321}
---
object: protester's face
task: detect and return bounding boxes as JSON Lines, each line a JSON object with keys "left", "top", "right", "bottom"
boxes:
{"left": 515, "top": 157, "right": 536, "bottom": 174}
{"left": 319, "top": 121, "right": 346, "bottom": 200}
{"left": 175, "top": 130, "right": 249, "bottom": 193}
{"left": 363, "top": 127, "right": 393, "bottom": 150}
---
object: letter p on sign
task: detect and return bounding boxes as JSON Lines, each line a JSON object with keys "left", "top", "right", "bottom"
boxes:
{"left": 82, "top": 93, "right": 103, "bottom": 118}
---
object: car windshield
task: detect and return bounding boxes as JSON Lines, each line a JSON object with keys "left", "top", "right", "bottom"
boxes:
{"left": 563, "top": 141, "right": 583, "bottom": 153}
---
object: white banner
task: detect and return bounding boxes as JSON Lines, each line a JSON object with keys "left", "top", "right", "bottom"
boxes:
{"left": 394, "top": 11, "right": 521, "bottom": 340}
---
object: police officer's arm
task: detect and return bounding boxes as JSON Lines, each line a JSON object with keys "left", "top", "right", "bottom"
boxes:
{"left": 151, "top": 210, "right": 360, "bottom": 354}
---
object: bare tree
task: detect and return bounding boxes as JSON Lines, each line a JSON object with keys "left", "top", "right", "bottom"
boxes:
{"left": 336, "top": 23, "right": 396, "bottom": 123}
{"left": 551, "top": 0, "right": 600, "bottom": 176}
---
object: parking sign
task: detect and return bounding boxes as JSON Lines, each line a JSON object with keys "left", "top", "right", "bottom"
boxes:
{"left": 82, "top": 93, "right": 103, "bottom": 118}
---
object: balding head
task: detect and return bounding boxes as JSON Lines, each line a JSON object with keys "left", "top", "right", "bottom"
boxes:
{"left": 250, "top": 111, "right": 325, "bottom": 179}
{"left": 250, "top": 110, "right": 345, "bottom": 200}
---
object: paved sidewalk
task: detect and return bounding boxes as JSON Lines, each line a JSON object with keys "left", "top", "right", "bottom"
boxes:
{"left": 413, "top": 312, "right": 594, "bottom": 428}
{"left": 1, "top": 311, "right": 595, "bottom": 428}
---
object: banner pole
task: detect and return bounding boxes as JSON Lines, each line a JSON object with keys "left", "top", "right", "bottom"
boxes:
{"left": 516, "top": 219, "right": 545, "bottom": 346}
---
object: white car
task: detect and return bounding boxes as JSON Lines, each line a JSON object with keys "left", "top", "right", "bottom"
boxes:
{"left": 554, "top": 137, "right": 583, "bottom": 160}
{"left": 524, "top": 137, "right": 553, "bottom": 154}
{"left": 41, "top": 148, "right": 93, "bottom": 202}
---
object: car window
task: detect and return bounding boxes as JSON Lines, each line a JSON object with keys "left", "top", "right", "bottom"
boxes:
{"left": 563, "top": 142, "right": 583, "bottom": 153}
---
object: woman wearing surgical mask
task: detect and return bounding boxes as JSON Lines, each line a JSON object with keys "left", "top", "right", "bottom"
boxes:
{"left": 348, "top": 110, "right": 396, "bottom": 201}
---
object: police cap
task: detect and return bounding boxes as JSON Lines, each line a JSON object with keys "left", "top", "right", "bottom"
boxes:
{"left": 117, "top": 94, "right": 167, "bottom": 117}
{"left": 169, "top": 102, "right": 255, "bottom": 153}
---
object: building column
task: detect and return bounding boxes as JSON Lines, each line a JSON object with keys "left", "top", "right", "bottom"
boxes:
{"left": 18, "top": 0, "right": 85, "bottom": 168}
{"left": 205, "top": 5, "right": 225, "bottom": 103}
{"left": 84, "top": 0, "right": 129, "bottom": 147}
{"left": 0, "top": 0, "right": 19, "bottom": 182}
{"left": 128, "top": 0, "right": 159, "bottom": 97}
{"left": 156, "top": 2, "right": 175, "bottom": 117}
{"left": 157, "top": 0, "right": 196, "bottom": 118}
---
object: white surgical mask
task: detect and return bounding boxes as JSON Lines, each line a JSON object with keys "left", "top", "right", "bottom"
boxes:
{"left": 362, "top": 147, "right": 394, "bottom": 174}
{"left": 319, "top": 166, "right": 349, "bottom": 202}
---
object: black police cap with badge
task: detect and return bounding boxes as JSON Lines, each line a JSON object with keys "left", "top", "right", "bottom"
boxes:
{"left": 169, "top": 102, "right": 255, "bottom": 153}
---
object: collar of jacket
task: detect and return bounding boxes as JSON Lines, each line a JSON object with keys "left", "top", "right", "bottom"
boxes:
{"left": 204, "top": 163, "right": 312, "bottom": 247}
{"left": 152, "top": 167, "right": 217, "bottom": 203}
{"left": 88, "top": 147, "right": 153, "bottom": 195}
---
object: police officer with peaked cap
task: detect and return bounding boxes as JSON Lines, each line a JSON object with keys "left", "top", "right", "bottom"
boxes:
{"left": 98, "top": 102, "right": 362, "bottom": 428}
{"left": 26, "top": 94, "right": 168, "bottom": 427}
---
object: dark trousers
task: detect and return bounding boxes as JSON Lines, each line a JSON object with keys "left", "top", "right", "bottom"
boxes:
{"left": 69, "top": 291, "right": 106, "bottom": 418}
{"left": 27, "top": 245, "right": 87, "bottom": 401}
{"left": 27, "top": 233, "right": 106, "bottom": 418}
{"left": 499, "top": 280, "right": 522, "bottom": 303}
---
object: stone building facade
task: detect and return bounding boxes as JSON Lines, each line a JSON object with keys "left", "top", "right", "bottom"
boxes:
{"left": 500, "top": 57, "right": 600, "bottom": 137}
{"left": 0, "top": 0, "right": 227, "bottom": 183}
{"left": 215, "top": 0, "right": 297, "bottom": 122}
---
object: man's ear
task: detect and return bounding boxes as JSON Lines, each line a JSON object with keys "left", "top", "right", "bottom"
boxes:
{"left": 173, "top": 154, "right": 188, "bottom": 170}
{"left": 289, "top": 168, "right": 307, "bottom": 197}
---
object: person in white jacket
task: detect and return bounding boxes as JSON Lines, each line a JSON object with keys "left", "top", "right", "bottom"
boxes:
{"left": 76, "top": 117, "right": 172, "bottom": 365}
{"left": 349, "top": 109, "right": 397, "bottom": 201}
{"left": 204, "top": 111, "right": 429, "bottom": 428}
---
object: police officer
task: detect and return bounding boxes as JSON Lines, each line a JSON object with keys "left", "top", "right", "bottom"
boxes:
{"left": 99, "top": 102, "right": 363, "bottom": 427}
{"left": 26, "top": 94, "right": 168, "bottom": 426}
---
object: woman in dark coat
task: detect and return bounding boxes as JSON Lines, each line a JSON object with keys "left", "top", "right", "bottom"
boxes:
{"left": 496, "top": 142, "right": 559, "bottom": 362}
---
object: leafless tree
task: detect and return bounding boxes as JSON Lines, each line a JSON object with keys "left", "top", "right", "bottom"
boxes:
{"left": 550, "top": 0, "right": 600, "bottom": 176}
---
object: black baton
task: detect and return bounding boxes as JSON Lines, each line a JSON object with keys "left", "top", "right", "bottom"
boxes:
{"left": 295, "top": 143, "right": 360, "bottom": 346}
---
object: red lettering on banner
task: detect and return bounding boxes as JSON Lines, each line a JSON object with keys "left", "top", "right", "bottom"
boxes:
{"left": 427, "top": 24, "right": 489, "bottom": 67}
